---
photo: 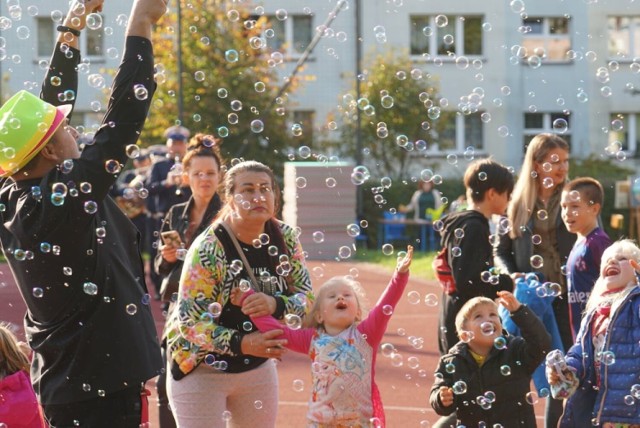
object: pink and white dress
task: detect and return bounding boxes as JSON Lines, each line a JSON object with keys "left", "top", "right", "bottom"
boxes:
{"left": 251, "top": 271, "right": 409, "bottom": 427}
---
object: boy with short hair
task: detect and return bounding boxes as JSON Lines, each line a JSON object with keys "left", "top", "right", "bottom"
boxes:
{"left": 430, "top": 293, "right": 551, "bottom": 427}
{"left": 436, "top": 158, "right": 515, "bottom": 355}
{"left": 560, "top": 177, "right": 612, "bottom": 338}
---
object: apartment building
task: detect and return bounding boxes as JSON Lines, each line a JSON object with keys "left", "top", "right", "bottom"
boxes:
{"left": 1, "top": 0, "right": 638, "bottom": 170}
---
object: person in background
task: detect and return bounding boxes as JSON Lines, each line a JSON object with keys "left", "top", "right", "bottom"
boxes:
{"left": 154, "top": 134, "right": 224, "bottom": 428}
{"left": 113, "top": 149, "right": 154, "bottom": 289}
{"left": 165, "top": 160, "right": 313, "bottom": 427}
{"left": 0, "top": 0, "right": 165, "bottom": 426}
{"left": 494, "top": 133, "right": 574, "bottom": 428}
{"left": 547, "top": 240, "right": 640, "bottom": 427}
{"left": 399, "top": 180, "right": 443, "bottom": 221}
{"left": 0, "top": 323, "right": 45, "bottom": 428}
{"left": 560, "top": 177, "right": 611, "bottom": 338}
{"left": 146, "top": 124, "right": 192, "bottom": 299}
{"left": 238, "top": 247, "right": 413, "bottom": 427}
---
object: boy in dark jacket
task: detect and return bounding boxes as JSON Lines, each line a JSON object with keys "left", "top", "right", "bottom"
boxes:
{"left": 437, "top": 158, "right": 515, "bottom": 355}
{"left": 431, "top": 293, "right": 551, "bottom": 427}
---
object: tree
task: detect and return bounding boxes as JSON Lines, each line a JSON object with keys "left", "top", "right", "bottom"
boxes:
{"left": 324, "top": 49, "right": 452, "bottom": 180}
{"left": 145, "top": 0, "right": 298, "bottom": 168}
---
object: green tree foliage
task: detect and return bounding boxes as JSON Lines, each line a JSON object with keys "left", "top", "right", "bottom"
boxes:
{"left": 146, "top": 0, "right": 297, "bottom": 167}
{"left": 324, "top": 49, "right": 447, "bottom": 180}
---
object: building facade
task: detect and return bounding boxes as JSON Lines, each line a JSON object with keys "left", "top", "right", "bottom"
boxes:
{"left": 1, "top": 1, "right": 638, "bottom": 172}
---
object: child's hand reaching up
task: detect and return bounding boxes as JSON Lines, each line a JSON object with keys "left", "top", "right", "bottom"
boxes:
{"left": 438, "top": 386, "right": 454, "bottom": 407}
{"left": 497, "top": 290, "right": 521, "bottom": 313}
{"left": 397, "top": 245, "right": 413, "bottom": 273}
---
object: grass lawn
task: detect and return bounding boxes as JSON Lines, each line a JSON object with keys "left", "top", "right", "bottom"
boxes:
{"left": 354, "top": 247, "right": 437, "bottom": 280}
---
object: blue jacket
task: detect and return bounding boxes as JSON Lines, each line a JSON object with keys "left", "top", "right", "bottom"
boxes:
{"left": 560, "top": 286, "right": 640, "bottom": 427}
{"left": 500, "top": 276, "right": 564, "bottom": 395}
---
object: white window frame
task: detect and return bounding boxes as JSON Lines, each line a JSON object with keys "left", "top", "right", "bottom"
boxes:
{"left": 429, "top": 112, "right": 484, "bottom": 153}
{"left": 521, "top": 17, "right": 571, "bottom": 63}
{"left": 608, "top": 113, "right": 639, "bottom": 156}
{"left": 523, "top": 112, "right": 572, "bottom": 148}
{"left": 37, "top": 17, "right": 105, "bottom": 61}
{"left": 265, "top": 14, "right": 313, "bottom": 61}
{"left": 608, "top": 16, "right": 640, "bottom": 60}
{"left": 409, "top": 15, "right": 484, "bottom": 60}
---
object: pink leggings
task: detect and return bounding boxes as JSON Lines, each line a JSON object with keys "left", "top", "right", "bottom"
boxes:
{"left": 167, "top": 359, "right": 278, "bottom": 428}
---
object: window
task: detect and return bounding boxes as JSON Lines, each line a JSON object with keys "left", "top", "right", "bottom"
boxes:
{"left": 292, "top": 110, "right": 315, "bottom": 142}
{"left": 37, "top": 17, "right": 104, "bottom": 58}
{"left": 266, "top": 15, "right": 312, "bottom": 58}
{"left": 37, "top": 19, "right": 55, "bottom": 57}
{"left": 433, "top": 112, "right": 483, "bottom": 151}
{"left": 523, "top": 112, "right": 572, "bottom": 148}
{"left": 608, "top": 16, "right": 640, "bottom": 59}
{"left": 521, "top": 17, "right": 571, "bottom": 62}
{"left": 608, "top": 113, "right": 640, "bottom": 156}
{"left": 410, "top": 15, "right": 483, "bottom": 57}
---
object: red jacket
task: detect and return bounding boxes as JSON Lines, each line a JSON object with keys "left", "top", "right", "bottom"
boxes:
{"left": 0, "top": 370, "right": 45, "bottom": 428}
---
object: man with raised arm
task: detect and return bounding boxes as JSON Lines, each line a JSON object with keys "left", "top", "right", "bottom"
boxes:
{"left": 0, "top": 0, "right": 167, "bottom": 426}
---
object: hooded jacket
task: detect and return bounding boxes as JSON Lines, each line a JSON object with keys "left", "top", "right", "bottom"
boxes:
{"left": 430, "top": 305, "right": 551, "bottom": 427}
{"left": 437, "top": 210, "right": 513, "bottom": 355}
{"left": 560, "top": 286, "right": 640, "bottom": 427}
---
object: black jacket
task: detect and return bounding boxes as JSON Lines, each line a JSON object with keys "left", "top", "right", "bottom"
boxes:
{"left": 437, "top": 210, "right": 513, "bottom": 355}
{"left": 430, "top": 305, "right": 551, "bottom": 427}
{"left": 0, "top": 38, "right": 163, "bottom": 404}
{"left": 153, "top": 195, "right": 222, "bottom": 287}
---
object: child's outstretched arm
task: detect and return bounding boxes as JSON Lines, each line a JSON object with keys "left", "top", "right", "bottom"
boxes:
{"left": 235, "top": 288, "right": 314, "bottom": 355}
{"left": 358, "top": 246, "right": 413, "bottom": 346}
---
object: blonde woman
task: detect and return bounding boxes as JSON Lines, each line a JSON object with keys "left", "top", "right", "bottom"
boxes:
{"left": 494, "top": 133, "right": 574, "bottom": 428}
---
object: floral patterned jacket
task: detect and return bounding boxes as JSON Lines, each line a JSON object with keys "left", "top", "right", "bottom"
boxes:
{"left": 165, "top": 220, "right": 313, "bottom": 376}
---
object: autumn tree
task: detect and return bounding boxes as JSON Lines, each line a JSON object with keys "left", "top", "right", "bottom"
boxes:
{"left": 146, "top": 0, "right": 297, "bottom": 167}
{"left": 324, "top": 49, "right": 452, "bottom": 180}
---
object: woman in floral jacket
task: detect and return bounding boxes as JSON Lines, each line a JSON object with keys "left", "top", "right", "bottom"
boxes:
{"left": 165, "top": 160, "right": 313, "bottom": 428}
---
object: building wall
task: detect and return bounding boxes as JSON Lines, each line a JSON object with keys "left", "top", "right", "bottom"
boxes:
{"left": 2, "top": 1, "right": 639, "bottom": 172}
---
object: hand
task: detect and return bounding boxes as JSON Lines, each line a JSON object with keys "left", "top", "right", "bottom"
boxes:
{"left": 439, "top": 386, "right": 454, "bottom": 407}
{"left": 396, "top": 245, "right": 413, "bottom": 273}
{"left": 240, "top": 330, "right": 287, "bottom": 359}
{"left": 159, "top": 244, "right": 178, "bottom": 263}
{"left": 229, "top": 288, "right": 244, "bottom": 307}
{"left": 497, "top": 290, "right": 521, "bottom": 312}
{"left": 241, "top": 293, "right": 277, "bottom": 317}
{"left": 546, "top": 365, "right": 561, "bottom": 385}
{"left": 64, "top": 0, "right": 105, "bottom": 30}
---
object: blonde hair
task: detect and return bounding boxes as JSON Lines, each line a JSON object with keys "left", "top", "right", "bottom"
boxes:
{"left": 508, "top": 133, "right": 570, "bottom": 238}
{"left": 0, "top": 323, "right": 30, "bottom": 379}
{"left": 454, "top": 297, "right": 499, "bottom": 334}
{"left": 585, "top": 239, "right": 640, "bottom": 313}
{"left": 304, "top": 276, "right": 367, "bottom": 329}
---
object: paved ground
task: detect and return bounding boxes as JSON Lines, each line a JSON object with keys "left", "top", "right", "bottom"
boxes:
{"left": 0, "top": 260, "right": 546, "bottom": 427}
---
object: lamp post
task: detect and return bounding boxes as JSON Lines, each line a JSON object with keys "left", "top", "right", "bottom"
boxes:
{"left": 354, "top": 0, "right": 363, "bottom": 221}
{"left": 176, "top": 0, "right": 184, "bottom": 124}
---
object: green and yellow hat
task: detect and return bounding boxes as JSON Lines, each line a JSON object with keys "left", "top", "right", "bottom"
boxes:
{"left": 0, "top": 90, "right": 72, "bottom": 177}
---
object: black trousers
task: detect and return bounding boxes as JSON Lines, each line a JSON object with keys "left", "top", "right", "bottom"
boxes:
{"left": 43, "top": 385, "right": 146, "bottom": 428}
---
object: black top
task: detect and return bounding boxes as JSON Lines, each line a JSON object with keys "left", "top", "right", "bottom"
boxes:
{"left": 0, "top": 38, "right": 163, "bottom": 404}
{"left": 210, "top": 225, "right": 289, "bottom": 373}
{"left": 154, "top": 194, "right": 222, "bottom": 278}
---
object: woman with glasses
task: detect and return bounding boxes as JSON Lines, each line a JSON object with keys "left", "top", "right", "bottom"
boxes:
{"left": 154, "top": 134, "right": 224, "bottom": 428}
{"left": 165, "top": 160, "right": 313, "bottom": 427}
